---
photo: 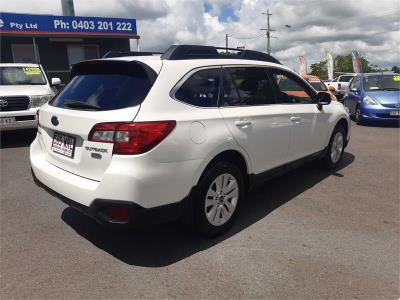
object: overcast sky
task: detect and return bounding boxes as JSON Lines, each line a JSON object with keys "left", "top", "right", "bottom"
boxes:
{"left": 1, "top": 0, "right": 399, "bottom": 70}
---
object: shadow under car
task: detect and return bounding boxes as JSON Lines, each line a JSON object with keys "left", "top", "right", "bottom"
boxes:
{"left": 60, "top": 152, "right": 355, "bottom": 267}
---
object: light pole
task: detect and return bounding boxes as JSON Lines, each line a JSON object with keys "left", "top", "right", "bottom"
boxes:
{"left": 260, "top": 10, "right": 273, "bottom": 54}
{"left": 260, "top": 10, "right": 292, "bottom": 54}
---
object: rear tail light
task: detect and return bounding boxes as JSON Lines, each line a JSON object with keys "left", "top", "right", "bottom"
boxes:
{"left": 89, "top": 121, "right": 176, "bottom": 155}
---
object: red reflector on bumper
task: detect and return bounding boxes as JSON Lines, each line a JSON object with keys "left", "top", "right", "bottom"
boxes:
{"left": 106, "top": 207, "right": 130, "bottom": 223}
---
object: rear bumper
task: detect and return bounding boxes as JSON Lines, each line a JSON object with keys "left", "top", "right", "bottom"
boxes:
{"left": 31, "top": 169, "right": 191, "bottom": 227}
{"left": 0, "top": 108, "right": 38, "bottom": 131}
{"left": 30, "top": 133, "right": 201, "bottom": 225}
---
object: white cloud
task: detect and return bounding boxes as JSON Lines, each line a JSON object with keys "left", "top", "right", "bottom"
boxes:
{"left": 1, "top": 0, "right": 399, "bottom": 69}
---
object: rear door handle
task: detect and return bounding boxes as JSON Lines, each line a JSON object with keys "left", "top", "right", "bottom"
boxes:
{"left": 234, "top": 120, "right": 252, "bottom": 127}
{"left": 290, "top": 116, "right": 302, "bottom": 122}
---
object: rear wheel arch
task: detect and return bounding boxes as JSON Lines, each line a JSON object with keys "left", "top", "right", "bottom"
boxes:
{"left": 199, "top": 150, "right": 250, "bottom": 192}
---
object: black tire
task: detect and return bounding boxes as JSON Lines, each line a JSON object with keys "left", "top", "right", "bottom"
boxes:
{"left": 321, "top": 125, "right": 346, "bottom": 169}
{"left": 355, "top": 105, "right": 363, "bottom": 125}
{"left": 194, "top": 161, "right": 244, "bottom": 237}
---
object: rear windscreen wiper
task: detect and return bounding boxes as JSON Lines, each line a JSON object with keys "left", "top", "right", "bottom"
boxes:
{"left": 64, "top": 100, "right": 101, "bottom": 110}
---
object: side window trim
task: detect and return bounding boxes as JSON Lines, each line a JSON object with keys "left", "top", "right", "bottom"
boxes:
{"left": 269, "top": 67, "right": 318, "bottom": 104}
{"left": 219, "top": 66, "right": 277, "bottom": 108}
{"left": 170, "top": 66, "right": 222, "bottom": 109}
{"left": 219, "top": 68, "right": 242, "bottom": 107}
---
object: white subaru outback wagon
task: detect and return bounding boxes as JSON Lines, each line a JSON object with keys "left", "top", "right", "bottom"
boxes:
{"left": 30, "top": 45, "right": 350, "bottom": 236}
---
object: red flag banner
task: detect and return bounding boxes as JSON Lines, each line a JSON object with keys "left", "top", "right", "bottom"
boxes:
{"left": 351, "top": 50, "right": 362, "bottom": 73}
{"left": 298, "top": 56, "right": 307, "bottom": 76}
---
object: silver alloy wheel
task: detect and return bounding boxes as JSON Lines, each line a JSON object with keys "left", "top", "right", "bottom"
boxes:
{"left": 205, "top": 173, "right": 239, "bottom": 226}
{"left": 331, "top": 131, "right": 344, "bottom": 164}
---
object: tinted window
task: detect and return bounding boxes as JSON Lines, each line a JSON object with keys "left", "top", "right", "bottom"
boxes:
{"left": 340, "top": 75, "right": 354, "bottom": 82}
{"left": 305, "top": 77, "right": 327, "bottom": 91}
{"left": 221, "top": 67, "right": 276, "bottom": 106}
{"left": 349, "top": 77, "right": 360, "bottom": 90}
{"left": 272, "top": 70, "right": 314, "bottom": 104}
{"left": 50, "top": 74, "right": 151, "bottom": 111}
{"left": 309, "top": 81, "right": 327, "bottom": 91}
{"left": 221, "top": 69, "right": 241, "bottom": 106}
{"left": 175, "top": 68, "right": 220, "bottom": 107}
{"left": 51, "top": 61, "right": 155, "bottom": 111}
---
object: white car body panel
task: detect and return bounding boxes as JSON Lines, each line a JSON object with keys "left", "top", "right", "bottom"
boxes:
{"left": 325, "top": 74, "right": 356, "bottom": 96}
{"left": 220, "top": 105, "right": 291, "bottom": 173}
{"left": 37, "top": 103, "right": 140, "bottom": 181}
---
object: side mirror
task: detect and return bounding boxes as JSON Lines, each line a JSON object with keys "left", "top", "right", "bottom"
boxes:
{"left": 328, "top": 85, "right": 335, "bottom": 92}
{"left": 51, "top": 78, "right": 62, "bottom": 86}
{"left": 317, "top": 91, "right": 331, "bottom": 109}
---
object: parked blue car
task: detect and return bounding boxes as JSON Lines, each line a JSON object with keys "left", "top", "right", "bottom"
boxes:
{"left": 343, "top": 73, "right": 400, "bottom": 125}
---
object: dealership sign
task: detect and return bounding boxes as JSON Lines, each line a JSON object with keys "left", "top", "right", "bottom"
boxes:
{"left": 0, "top": 12, "right": 138, "bottom": 37}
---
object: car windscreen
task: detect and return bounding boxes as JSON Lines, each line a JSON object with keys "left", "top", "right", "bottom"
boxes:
{"left": 339, "top": 75, "right": 354, "bottom": 82}
{"left": 305, "top": 78, "right": 327, "bottom": 91}
{"left": 363, "top": 75, "right": 400, "bottom": 91}
{"left": 50, "top": 61, "right": 157, "bottom": 111}
{"left": 278, "top": 78, "right": 302, "bottom": 91}
{"left": 0, "top": 66, "right": 46, "bottom": 85}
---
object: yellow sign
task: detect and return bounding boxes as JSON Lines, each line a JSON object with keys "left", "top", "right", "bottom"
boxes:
{"left": 393, "top": 75, "right": 400, "bottom": 81}
{"left": 23, "top": 67, "right": 41, "bottom": 76}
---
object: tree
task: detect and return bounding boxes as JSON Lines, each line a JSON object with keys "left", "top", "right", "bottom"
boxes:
{"left": 392, "top": 66, "right": 400, "bottom": 73}
{"left": 310, "top": 60, "right": 328, "bottom": 80}
{"left": 310, "top": 54, "right": 381, "bottom": 79}
{"left": 334, "top": 54, "right": 380, "bottom": 73}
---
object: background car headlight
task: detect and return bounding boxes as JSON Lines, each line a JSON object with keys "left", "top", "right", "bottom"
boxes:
{"left": 30, "top": 95, "right": 53, "bottom": 107}
{"left": 363, "top": 95, "right": 378, "bottom": 105}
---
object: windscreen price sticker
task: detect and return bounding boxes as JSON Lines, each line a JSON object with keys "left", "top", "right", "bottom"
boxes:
{"left": 23, "top": 67, "right": 41, "bottom": 76}
{"left": 393, "top": 75, "right": 400, "bottom": 81}
{"left": 53, "top": 19, "right": 133, "bottom": 31}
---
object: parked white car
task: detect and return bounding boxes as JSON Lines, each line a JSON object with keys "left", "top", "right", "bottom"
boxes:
{"left": 325, "top": 74, "right": 356, "bottom": 100}
{"left": 30, "top": 45, "right": 351, "bottom": 236}
{"left": 0, "top": 63, "right": 61, "bottom": 130}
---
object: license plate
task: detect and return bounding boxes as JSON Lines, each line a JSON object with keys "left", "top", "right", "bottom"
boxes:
{"left": 390, "top": 111, "right": 400, "bottom": 116}
{"left": 0, "top": 117, "right": 16, "bottom": 125}
{"left": 52, "top": 132, "right": 76, "bottom": 158}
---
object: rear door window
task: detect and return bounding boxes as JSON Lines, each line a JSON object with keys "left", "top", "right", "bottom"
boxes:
{"left": 221, "top": 67, "right": 276, "bottom": 106}
{"left": 174, "top": 68, "right": 221, "bottom": 107}
{"left": 270, "top": 69, "right": 316, "bottom": 104}
{"left": 50, "top": 61, "right": 156, "bottom": 111}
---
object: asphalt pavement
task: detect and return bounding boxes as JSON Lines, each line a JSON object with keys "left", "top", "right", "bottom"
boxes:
{"left": 0, "top": 122, "right": 399, "bottom": 299}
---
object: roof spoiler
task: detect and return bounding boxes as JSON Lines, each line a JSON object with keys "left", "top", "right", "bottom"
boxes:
{"left": 70, "top": 60, "right": 158, "bottom": 84}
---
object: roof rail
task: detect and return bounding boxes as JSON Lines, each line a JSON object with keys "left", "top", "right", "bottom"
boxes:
{"left": 102, "top": 51, "right": 163, "bottom": 58}
{"left": 161, "top": 45, "right": 281, "bottom": 64}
